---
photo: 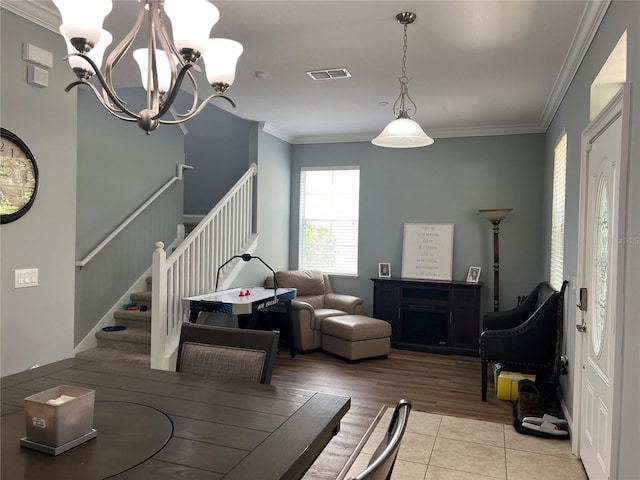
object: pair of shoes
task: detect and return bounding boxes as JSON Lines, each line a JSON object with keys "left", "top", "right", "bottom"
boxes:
{"left": 521, "top": 420, "right": 569, "bottom": 437}
{"left": 522, "top": 413, "right": 567, "bottom": 427}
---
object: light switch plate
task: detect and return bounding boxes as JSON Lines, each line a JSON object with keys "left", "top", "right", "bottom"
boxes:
{"left": 15, "top": 268, "right": 38, "bottom": 288}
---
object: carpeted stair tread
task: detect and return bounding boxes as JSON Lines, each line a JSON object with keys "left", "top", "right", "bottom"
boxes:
{"left": 96, "top": 326, "right": 150, "bottom": 344}
{"left": 130, "top": 291, "right": 152, "bottom": 304}
{"left": 114, "top": 310, "right": 151, "bottom": 323}
{"left": 75, "top": 348, "right": 150, "bottom": 367}
{"left": 114, "top": 310, "right": 151, "bottom": 331}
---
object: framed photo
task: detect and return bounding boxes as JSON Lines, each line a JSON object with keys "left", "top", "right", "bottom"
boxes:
{"left": 378, "top": 263, "right": 391, "bottom": 278}
{"left": 466, "top": 266, "right": 481, "bottom": 283}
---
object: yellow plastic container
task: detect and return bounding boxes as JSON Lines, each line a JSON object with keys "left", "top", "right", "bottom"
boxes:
{"left": 496, "top": 371, "right": 536, "bottom": 401}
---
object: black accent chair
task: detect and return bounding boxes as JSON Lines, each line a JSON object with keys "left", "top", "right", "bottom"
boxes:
{"left": 176, "top": 324, "right": 280, "bottom": 384}
{"left": 346, "top": 399, "right": 412, "bottom": 480}
{"left": 479, "top": 281, "right": 568, "bottom": 401}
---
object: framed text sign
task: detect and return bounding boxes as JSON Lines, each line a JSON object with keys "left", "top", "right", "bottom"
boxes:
{"left": 401, "top": 223, "right": 454, "bottom": 280}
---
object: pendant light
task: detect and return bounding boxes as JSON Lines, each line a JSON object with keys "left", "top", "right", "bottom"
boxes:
{"left": 372, "top": 12, "right": 434, "bottom": 148}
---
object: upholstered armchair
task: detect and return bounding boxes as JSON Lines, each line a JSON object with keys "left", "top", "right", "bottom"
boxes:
{"left": 265, "top": 269, "right": 364, "bottom": 352}
{"left": 479, "top": 280, "right": 568, "bottom": 401}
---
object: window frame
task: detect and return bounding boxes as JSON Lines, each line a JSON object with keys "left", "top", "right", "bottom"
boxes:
{"left": 298, "top": 166, "right": 360, "bottom": 276}
{"left": 550, "top": 132, "right": 567, "bottom": 290}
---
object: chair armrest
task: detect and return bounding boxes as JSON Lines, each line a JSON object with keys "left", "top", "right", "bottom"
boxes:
{"left": 291, "top": 299, "right": 315, "bottom": 315}
{"left": 324, "top": 293, "right": 364, "bottom": 314}
{"left": 288, "top": 299, "right": 319, "bottom": 351}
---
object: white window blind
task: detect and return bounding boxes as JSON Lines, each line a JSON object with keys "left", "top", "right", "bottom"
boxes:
{"left": 299, "top": 167, "right": 360, "bottom": 275}
{"left": 550, "top": 133, "right": 567, "bottom": 290}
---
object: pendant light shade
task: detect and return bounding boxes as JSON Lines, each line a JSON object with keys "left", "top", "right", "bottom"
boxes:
{"left": 372, "top": 12, "right": 433, "bottom": 149}
{"left": 202, "top": 38, "right": 244, "bottom": 90}
{"left": 60, "top": 27, "right": 112, "bottom": 78}
{"left": 372, "top": 117, "right": 434, "bottom": 148}
{"left": 133, "top": 49, "right": 175, "bottom": 94}
{"left": 164, "top": 0, "right": 220, "bottom": 58}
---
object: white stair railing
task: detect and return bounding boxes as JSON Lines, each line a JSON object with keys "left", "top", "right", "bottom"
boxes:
{"left": 151, "top": 163, "right": 258, "bottom": 370}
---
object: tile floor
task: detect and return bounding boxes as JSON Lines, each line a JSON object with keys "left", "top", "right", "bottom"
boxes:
{"left": 343, "top": 408, "right": 588, "bottom": 480}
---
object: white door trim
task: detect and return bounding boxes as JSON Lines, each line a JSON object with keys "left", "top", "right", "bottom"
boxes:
{"left": 572, "top": 83, "right": 630, "bottom": 479}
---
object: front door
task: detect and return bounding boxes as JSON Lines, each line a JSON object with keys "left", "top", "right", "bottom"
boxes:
{"left": 576, "top": 86, "right": 628, "bottom": 480}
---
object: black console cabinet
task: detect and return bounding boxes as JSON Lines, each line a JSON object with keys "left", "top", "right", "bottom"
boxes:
{"left": 372, "top": 278, "right": 482, "bottom": 356}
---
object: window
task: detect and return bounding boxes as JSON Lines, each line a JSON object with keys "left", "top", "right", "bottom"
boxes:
{"left": 550, "top": 133, "right": 567, "bottom": 290}
{"left": 299, "top": 167, "right": 360, "bottom": 275}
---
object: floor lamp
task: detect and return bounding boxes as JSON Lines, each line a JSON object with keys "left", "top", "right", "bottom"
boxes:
{"left": 479, "top": 209, "right": 513, "bottom": 311}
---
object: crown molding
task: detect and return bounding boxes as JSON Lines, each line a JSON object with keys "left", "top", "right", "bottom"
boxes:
{"left": 538, "top": 0, "right": 611, "bottom": 130}
{"left": 292, "top": 123, "right": 546, "bottom": 145}
{"left": 0, "top": 1, "right": 60, "bottom": 33}
{"left": 3, "top": 0, "right": 610, "bottom": 145}
{"left": 260, "top": 122, "right": 294, "bottom": 144}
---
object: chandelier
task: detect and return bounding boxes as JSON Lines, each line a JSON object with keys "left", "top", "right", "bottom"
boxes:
{"left": 53, "top": 0, "right": 243, "bottom": 134}
{"left": 372, "top": 12, "right": 434, "bottom": 148}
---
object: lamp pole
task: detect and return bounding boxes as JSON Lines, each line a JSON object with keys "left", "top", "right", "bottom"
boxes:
{"left": 479, "top": 209, "right": 512, "bottom": 311}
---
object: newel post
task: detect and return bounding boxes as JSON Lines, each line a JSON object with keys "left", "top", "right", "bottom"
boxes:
{"left": 151, "top": 242, "right": 168, "bottom": 370}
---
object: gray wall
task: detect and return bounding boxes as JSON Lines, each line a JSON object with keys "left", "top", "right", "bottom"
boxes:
{"left": 290, "top": 135, "right": 546, "bottom": 317}
{"left": 543, "top": 1, "right": 639, "bottom": 476}
{"left": 231, "top": 123, "right": 292, "bottom": 286}
{"left": 1, "top": 11, "right": 78, "bottom": 375}
{"left": 175, "top": 94, "right": 251, "bottom": 215}
{"left": 74, "top": 89, "right": 184, "bottom": 343}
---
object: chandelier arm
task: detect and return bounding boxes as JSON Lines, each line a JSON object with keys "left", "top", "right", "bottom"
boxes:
{"left": 151, "top": 7, "right": 204, "bottom": 120}
{"left": 177, "top": 68, "right": 202, "bottom": 117}
{"left": 65, "top": 53, "right": 140, "bottom": 120}
{"left": 158, "top": 94, "right": 236, "bottom": 124}
{"left": 64, "top": 79, "right": 138, "bottom": 123}
{"left": 154, "top": 5, "right": 203, "bottom": 74}
{"left": 97, "top": 1, "right": 146, "bottom": 111}
{"left": 151, "top": 63, "right": 196, "bottom": 121}
{"left": 404, "top": 90, "right": 418, "bottom": 117}
{"left": 151, "top": 7, "right": 196, "bottom": 118}
{"left": 145, "top": 17, "right": 162, "bottom": 118}
{"left": 392, "top": 92, "right": 403, "bottom": 118}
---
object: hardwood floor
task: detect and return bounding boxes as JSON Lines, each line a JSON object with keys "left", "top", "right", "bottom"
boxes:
{"left": 270, "top": 348, "right": 513, "bottom": 480}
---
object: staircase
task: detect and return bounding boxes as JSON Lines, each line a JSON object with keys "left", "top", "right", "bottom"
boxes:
{"left": 76, "top": 283, "right": 153, "bottom": 367}
{"left": 75, "top": 163, "right": 259, "bottom": 369}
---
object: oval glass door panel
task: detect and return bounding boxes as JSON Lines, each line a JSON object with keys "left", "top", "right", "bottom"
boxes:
{"left": 593, "top": 174, "right": 608, "bottom": 356}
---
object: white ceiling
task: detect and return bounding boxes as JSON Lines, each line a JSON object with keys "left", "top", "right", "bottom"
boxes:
{"left": 3, "top": 1, "right": 609, "bottom": 144}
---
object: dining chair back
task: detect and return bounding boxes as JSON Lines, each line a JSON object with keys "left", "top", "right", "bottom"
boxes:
{"left": 347, "top": 399, "right": 412, "bottom": 480}
{"left": 176, "top": 324, "right": 280, "bottom": 384}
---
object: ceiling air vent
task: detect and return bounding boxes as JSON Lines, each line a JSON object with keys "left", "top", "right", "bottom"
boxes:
{"left": 306, "top": 68, "right": 352, "bottom": 80}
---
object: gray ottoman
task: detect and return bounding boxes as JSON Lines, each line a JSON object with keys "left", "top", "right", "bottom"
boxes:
{"left": 321, "top": 315, "right": 391, "bottom": 361}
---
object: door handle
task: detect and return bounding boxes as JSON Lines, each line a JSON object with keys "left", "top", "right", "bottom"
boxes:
{"left": 576, "top": 322, "right": 587, "bottom": 333}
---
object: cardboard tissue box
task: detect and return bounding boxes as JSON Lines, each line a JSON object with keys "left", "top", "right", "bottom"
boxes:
{"left": 496, "top": 371, "right": 536, "bottom": 401}
{"left": 23, "top": 385, "right": 96, "bottom": 453}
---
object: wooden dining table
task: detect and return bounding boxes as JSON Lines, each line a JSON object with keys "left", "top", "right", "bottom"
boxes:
{"left": 1, "top": 358, "right": 350, "bottom": 479}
